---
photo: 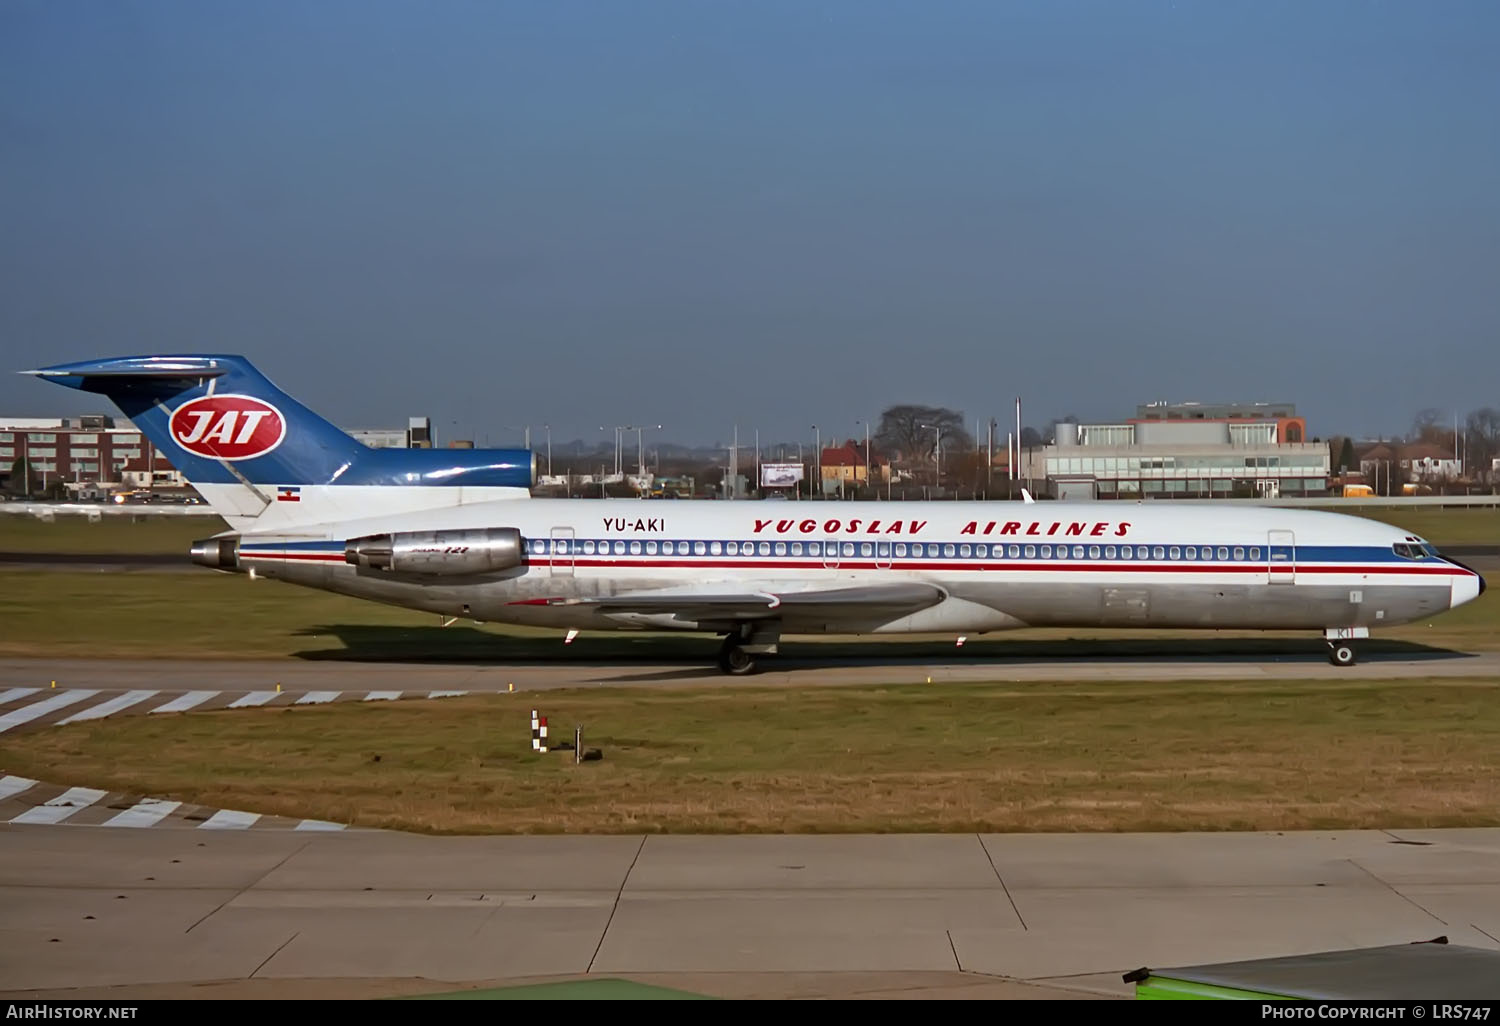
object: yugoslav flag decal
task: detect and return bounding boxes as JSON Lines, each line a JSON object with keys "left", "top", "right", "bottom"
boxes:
{"left": 169, "top": 394, "right": 287, "bottom": 461}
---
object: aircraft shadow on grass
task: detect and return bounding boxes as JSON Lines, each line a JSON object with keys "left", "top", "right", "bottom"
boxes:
{"left": 289, "top": 623, "right": 1476, "bottom": 670}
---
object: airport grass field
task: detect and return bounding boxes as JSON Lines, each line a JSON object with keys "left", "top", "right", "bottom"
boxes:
{"left": 4, "top": 676, "right": 1500, "bottom": 834}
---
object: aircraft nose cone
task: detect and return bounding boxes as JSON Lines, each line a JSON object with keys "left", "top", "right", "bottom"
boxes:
{"left": 1450, "top": 571, "right": 1483, "bottom": 609}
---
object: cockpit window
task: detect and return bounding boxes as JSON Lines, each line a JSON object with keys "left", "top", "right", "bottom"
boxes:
{"left": 1392, "top": 543, "right": 1427, "bottom": 560}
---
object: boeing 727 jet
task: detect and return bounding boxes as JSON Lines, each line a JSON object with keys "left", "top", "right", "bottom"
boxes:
{"left": 26, "top": 355, "right": 1486, "bottom": 674}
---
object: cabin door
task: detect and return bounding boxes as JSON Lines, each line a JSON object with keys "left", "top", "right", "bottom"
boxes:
{"left": 549, "top": 526, "right": 575, "bottom": 577}
{"left": 822, "top": 537, "right": 841, "bottom": 570}
{"left": 1267, "top": 530, "right": 1296, "bottom": 585}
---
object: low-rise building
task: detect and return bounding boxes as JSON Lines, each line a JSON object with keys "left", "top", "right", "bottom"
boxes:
{"left": 819, "top": 440, "right": 889, "bottom": 493}
{"left": 1, "top": 414, "right": 185, "bottom": 495}
{"left": 1031, "top": 404, "right": 1329, "bottom": 500}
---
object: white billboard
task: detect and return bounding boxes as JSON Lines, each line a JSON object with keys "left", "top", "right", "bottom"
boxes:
{"left": 760, "top": 463, "right": 804, "bottom": 488}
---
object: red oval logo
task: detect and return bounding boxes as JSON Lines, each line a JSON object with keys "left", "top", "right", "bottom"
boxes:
{"left": 168, "top": 395, "right": 286, "bottom": 461}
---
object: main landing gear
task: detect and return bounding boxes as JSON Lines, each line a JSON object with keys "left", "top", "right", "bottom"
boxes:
{"left": 716, "top": 624, "right": 781, "bottom": 676}
{"left": 718, "top": 636, "right": 757, "bottom": 676}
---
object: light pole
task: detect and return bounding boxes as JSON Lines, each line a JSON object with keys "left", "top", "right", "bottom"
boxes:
{"left": 544, "top": 424, "right": 551, "bottom": 477}
{"left": 854, "top": 420, "right": 871, "bottom": 495}
{"left": 812, "top": 425, "right": 820, "bottom": 498}
{"left": 920, "top": 423, "right": 941, "bottom": 488}
{"left": 635, "top": 424, "right": 661, "bottom": 477}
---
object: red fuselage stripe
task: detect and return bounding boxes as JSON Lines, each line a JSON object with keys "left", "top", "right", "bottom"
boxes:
{"left": 235, "top": 552, "right": 1470, "bottom": 577}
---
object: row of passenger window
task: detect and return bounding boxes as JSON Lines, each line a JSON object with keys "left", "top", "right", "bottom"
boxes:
{"left": 525, "top": 538, "right": 1264, "bottom": 562}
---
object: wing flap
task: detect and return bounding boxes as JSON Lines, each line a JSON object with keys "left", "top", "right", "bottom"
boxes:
{"left": 567, "top": 582, "right": 945, "bottom": 624}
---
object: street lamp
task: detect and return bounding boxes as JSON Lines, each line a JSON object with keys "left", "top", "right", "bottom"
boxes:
{"left": 854, "top": 420, "right": 871, "bottom": 495}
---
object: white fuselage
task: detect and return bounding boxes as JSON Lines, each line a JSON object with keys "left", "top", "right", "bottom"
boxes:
{"left": 226, "top": 497, "right": 1483, "bottom": 636}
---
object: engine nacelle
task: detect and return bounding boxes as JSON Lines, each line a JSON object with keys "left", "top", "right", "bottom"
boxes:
{"left": 344, "top": 527, "right": 525, "bottom": 575}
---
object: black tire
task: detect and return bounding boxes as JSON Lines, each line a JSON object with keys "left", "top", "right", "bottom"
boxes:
{"left": 717, "top": 641, "right": 758, "bottom": 676}
{"left": 1329, "top": 644, "right": 1357, "bottom": 667}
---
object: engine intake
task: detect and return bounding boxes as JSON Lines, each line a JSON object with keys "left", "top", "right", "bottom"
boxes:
{"left": 344, "top": 527, "right": 525, "bottom": 576}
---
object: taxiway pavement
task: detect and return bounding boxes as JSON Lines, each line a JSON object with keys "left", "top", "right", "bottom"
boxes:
{"left": 2, "top": 824, "right": 1497, "bottom": 1000}
{"left": 3, "top": 649, "right": 1500, "bottom": 695}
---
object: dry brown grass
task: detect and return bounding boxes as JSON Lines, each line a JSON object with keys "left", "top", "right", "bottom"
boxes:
{"left": 5, "top": 677, "right": 1500, "bottom": 834}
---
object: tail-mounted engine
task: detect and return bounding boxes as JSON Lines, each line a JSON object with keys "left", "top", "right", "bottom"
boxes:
{"left": 344, "top": 527, "right": 525, "bottom": 576}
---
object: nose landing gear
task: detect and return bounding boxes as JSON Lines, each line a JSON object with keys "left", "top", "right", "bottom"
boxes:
{"left": 1324, "top": 627, "right": 1368, "bottom": 667}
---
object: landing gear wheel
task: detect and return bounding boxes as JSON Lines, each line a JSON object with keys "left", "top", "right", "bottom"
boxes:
{"left": 717, "top": 637, "right": 758, "bottom": 676}
{"left": 1329, "top": 643, "right": 1357, "bottom": 667}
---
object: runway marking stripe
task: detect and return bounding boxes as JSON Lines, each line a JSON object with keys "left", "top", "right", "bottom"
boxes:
{"left": 363, "top": 691, "right": 403, "bottom": 701}
{"left": 150, "top": 691, "right": 219, "bottom": 714}
{"left": 294, "top": 691, "right": 341, "bottom": 705}
{"left": 228, "top": 691, "right": 278, "bottom": 708}
{"left": 0, "top": 775, "right": 40, "bottom": 801}
{"left": 10, "top": 786, "right": 109, "bottom": 825}
{"left": 199, "top": 809, "right": 260, "bottom": 829}
{"left": 0, "top": 689, "right": 100, "bottom": 734}
{"left": 294, "top": 819, "right": 346, "bottom": 831}
{"left": 57, "top": 689, "right": 161, "bottom": 724}
{"left": 104, "top": 798, "right": 182, "bottom": 828}
{"left": 0, "top": 687, "right": 42, "bottom": 706}
{"left": 427, "top": 690, "right": 468, "bottom": 698}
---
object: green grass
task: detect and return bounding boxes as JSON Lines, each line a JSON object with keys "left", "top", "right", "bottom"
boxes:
{"left": 6, "top": 677, "right": 1500, "bottom": 834}
{"left": 0, "top": 513, "right": 227, "bottom": 554}
{"left": 0, "top": 568, "right": 1494, "bottom": 660}
{"left": 1311, "top": 506, "right": 1500, "bottom": 545}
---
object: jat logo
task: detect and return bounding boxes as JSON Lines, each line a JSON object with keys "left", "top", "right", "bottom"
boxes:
{"left": 169, "top": 394, "right": 286, "bottom": 461}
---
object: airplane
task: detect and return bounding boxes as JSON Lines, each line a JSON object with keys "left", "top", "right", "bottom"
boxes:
{"left": 25, "top": 354, "right": 1486, "bottom": 674}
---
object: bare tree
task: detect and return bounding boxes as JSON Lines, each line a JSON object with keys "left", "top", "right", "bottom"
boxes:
{"left": 875, "top": 405, "right": 972, "bottom": 467}
{"left": 1411, "top": 408, "right": 1453, "bottom": 446}
{"left": 1466, "top": 408, "right": 1500, "bottom": 479}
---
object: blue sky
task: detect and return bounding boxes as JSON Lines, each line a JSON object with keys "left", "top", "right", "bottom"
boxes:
{"left": 3, "top": 1, "right": 1496, "bottom": 448}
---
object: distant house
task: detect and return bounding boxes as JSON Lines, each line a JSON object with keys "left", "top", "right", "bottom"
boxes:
{"left": 819, "top": 440, "right": 889, "bottom": 491}
{"left": 1357, "top": 442, "right": 1461, "bottom": 484}
{"left": 1399, "top": 443, "right": 1461, "bottom": 483}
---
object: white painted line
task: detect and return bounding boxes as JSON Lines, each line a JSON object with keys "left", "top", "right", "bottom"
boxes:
{"left": 0, "top": 687, "right": 42, "bottom": 706}
{"left": 294, "top": 819, "right": 346, "bottom": 831}
{"left": 0, "top": 776, "right": 40, "bottom": 801}
{"left": 150, "top": 691, "right": 219, "bottom": 714}
{"left": 228, "top": 691, "right": 278, "bottom": 708}
{"left": 199, "top": 809, "right": 261, "bottom": 829}
{"left": 0, "top": 690, "right": 100, "bottom": 734}
{"left": 103, "top": 798, "right": 182, "bottom": 828}
{"left": 363, "top": 691, "right": 402, "bottom": 701}
{"left": 294, "top": 691, "right": 341, "bottom": 705}
{"left": 10, "top": 786, "right": 109, "bottom": 825}
{"left": 58, "top": 690, "right": 160, "bottom": 724}
{"left": 426, "top": 690, "right": 468, "bottom": 699}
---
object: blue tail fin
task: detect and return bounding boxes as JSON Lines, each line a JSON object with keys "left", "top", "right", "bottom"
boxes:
{"left": 24, "top": 354, "right": 534, "bottom": 531}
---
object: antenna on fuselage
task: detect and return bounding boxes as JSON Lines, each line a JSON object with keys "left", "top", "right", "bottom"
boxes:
{"left": 1021, "top": 489, "right": 1035, "bottom": 504}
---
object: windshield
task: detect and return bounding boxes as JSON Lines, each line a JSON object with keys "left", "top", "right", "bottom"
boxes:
{"left": 1394, "top": 537, "right": 1444, "bottom": 560}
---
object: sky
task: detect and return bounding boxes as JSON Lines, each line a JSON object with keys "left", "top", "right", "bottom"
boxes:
{"left": 2, "top": 1, "right": 1497, "bottom": 450}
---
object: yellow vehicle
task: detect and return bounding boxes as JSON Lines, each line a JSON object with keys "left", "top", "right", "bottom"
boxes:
{"left": 1342, "top": 484, "right": 1374, "bottom": 497}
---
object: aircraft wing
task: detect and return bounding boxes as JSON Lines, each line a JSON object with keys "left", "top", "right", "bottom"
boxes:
{"left": 557, "top": 581, "right": 945, "bottom": 625}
